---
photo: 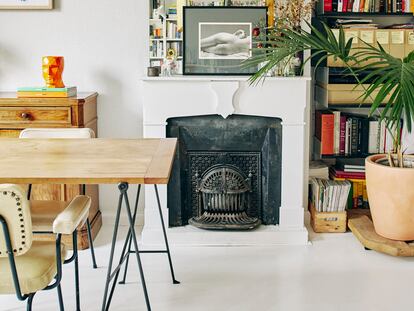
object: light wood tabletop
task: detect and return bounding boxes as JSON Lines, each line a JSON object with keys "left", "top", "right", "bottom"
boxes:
{"left": 0, "top": 138, "right": 177, "bottom": 184}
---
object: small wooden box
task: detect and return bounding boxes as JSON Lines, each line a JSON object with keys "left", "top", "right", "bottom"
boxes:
{"left": 309, "top": 202, "right": 347, "bottom": 233}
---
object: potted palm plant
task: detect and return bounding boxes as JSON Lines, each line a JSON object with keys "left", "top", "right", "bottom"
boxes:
{"left": 247, "top": 22, "right": 414, "bottom": 240}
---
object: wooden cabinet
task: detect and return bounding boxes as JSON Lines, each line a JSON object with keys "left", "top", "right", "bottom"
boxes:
{"left": 0, "top": 92, "right": 101, "bottom": 249}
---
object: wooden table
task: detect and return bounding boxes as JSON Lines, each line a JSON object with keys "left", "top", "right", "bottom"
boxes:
{"left": 0, "top": 138, "right": 179, "bottom": 311}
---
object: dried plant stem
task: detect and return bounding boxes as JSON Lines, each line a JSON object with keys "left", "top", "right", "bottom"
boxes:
{"left": 388, "top": 152, "right": 395, "bottom": 167}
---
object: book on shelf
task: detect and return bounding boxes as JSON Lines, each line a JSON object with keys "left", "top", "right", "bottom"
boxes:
{"left": 330, "top": 174, "right": 368, "bottom": 209}
{"left": 17, "top": 86, "right": 77, "bottom": 98}
{"left": 314, "top": 110, "right": 400, "bottom": 157}
{"left": 309, "top": 177, "right": 351, "bottom": 212}
{"left": 309, "top": 161, "right": 330, "bottom": 180}
{"left": 330, "top": 167, "right": 366, "bottom": 178}
{"left": 315, "top": 110, "right": 335, "bottom": 155}
{"left": 322, "top": 0, "right": 412, "bottom": 12}
{"left": 336, "top": 158, "right": 366, "bottom": 172}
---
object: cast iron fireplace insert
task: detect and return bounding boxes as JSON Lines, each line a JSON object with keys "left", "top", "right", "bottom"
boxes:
{"left": 166, "top": 114, "right": 282, "bottom": 230}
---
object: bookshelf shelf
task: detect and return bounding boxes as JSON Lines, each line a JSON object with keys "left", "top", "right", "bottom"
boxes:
{"left": 328, "top": 103, "right": 386, "bottom": 108}
{"left": 321, "top": 154, "right": 372, "bottom": 159}
{"left": 317, "top": 12, "right": 413, "bottom": 17}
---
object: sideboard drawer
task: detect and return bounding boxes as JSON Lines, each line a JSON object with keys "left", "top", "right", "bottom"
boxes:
{"left": 0, "top": 106, "right": 71, "bottom": 127}
{"left": 0, "top": 129, "right": 21, "bottom": 138}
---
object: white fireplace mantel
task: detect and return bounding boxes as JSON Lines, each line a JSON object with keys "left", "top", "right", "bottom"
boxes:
{"left": 140, "top": 75, "right": 310, "bottom": 246}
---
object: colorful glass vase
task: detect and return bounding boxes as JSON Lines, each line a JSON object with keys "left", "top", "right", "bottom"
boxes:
{"left": 42, "top": 56, "right": 65, "bottom": 88}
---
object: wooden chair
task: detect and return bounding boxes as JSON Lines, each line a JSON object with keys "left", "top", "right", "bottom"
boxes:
{"left": 0, "top": 184, "right": 91, "bottom": 311}
{"left": 19, "top": 128, "right": 98, "bottom": 269}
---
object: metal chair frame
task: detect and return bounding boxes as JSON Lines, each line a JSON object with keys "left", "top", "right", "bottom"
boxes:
{"left": 0, "top": 215, "right": 69, "bottom": 311}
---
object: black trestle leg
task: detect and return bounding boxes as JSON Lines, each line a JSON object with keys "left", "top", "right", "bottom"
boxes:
{"left": 106, "top": 185, "right": 142, "bottom": 308}
{"left": 119, "top": 185, "right": 141, "bottom": 285}
{"left": 154, "top": 185, "right": 180, "bottom": 284}
{"left": 119, "top": 231, "right": 133, "bottom": 284}
{"left": 101, "top": 191, "right": 123, "bottom": 311}
{"left": 121, "top": 183, "right": 151, "bottom": 311}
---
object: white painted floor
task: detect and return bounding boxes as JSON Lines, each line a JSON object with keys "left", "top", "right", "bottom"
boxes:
{"left": 2, "top": 221, "right": 414, "bottom": 311}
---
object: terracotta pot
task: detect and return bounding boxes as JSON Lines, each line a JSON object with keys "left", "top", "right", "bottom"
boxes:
{"left": 366, "top": 154, "right": 414, "bottom": 240}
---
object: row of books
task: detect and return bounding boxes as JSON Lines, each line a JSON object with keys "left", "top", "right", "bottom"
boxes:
{"left": 166, "top": 21, "right": 181, "bottom": 39}
{"left": 309, "top": 159, "right": 368, "bottom": 210}
{"left": 17, "top": 87, "right": 77, "bottom": 98}
{"left": 150, "top": 25, "right": 163, "bottom": 39}
{"left": 324, "top": 0, "right": 413, "bottom": 13}
{"left": 310, "top": 177, "right": 352, "bottom": 212}
{"left": 150, "top": 41, "right": 164, "bottom": 58}
{"left": 330, "top": 166, "right": 369, "bottom": 209}
{"left": 315, "top": 110, "right": 397, "bottom": 156}
{"left": 167, "top": 42, "right": 182, "bottom": 57}
{"left": 328, "top": 28, "right": 414, "bottom": 67}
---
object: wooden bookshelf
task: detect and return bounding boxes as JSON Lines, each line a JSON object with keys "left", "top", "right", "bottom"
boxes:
{"left": 317, "top": 12, "right": 413, "bottom": 17}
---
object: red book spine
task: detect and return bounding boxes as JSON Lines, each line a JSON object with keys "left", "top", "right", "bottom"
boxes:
{"left": 324, "top": 0, "right": 333, "bottom": 11}
{"left": 339, "top": 116, "right": 347, "bottom": 155}
{"left": 343, "top": 0, "right": 349, "bottom": 11}
{"left": 402, "top": 0, "right": 406, "bottom": 12}
{"left": 347, "top": 0, "right": 354, "bottom": 11}
{"left": 333, "top": 171, "right": 366, "bottom": 179}
{"left": 321, "top": 115, "right": 334, "bottom": 155}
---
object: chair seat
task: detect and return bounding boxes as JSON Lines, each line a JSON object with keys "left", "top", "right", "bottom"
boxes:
{"left": 30, "top": 200, "right": 70, "bottom": 232}
{"left": 0, "top": 241, "right": 67, "bottom": 295}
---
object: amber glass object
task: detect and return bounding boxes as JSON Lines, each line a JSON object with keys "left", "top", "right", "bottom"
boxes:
{"left": 42, "top": 56, "right": 65, "bottom": 88}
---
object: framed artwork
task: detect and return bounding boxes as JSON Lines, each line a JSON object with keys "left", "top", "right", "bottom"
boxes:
{"left": 0, "top": 0, "right": 53, "bottom": 9}
{"left": 183, "top": 6, "right": 267, "bottom": 75}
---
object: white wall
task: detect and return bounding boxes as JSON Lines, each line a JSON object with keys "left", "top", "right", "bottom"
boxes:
{"left": 0, "top": 0, "right": 149, "bottom": 223}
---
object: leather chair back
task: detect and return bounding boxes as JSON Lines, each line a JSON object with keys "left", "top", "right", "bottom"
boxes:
{"left": 0, "top": 185, "right": 32, "bottom": 257}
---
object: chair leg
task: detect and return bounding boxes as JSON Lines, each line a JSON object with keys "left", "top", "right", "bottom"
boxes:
{"left": 86, "top": 218, "right": 98, "bottom": 269}
{"left": 57, "top": 284, "right": 65, "bottom": 311}
{"left": 26, "top": 293, "right": 35, "bottom": 311}
{"left": 74, "top": 232, "right": 81, "bottom": 311}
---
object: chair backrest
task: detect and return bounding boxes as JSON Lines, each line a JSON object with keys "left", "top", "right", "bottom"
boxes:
{"left": 0, "top": 185, "right": 32, "bottom": 257}
{"left": 19, "top": 128, "right": 95, "bottom": 139}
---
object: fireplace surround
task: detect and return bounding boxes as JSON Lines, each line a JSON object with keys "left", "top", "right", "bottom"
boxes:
{"left": 166, "top": 114, "right": 282, "bottom": 230}
{"left": 141, "top": 76, "right": 310, "bottom": 245}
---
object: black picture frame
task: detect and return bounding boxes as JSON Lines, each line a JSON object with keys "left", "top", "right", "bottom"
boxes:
{"left": 183, "top": 6, "right": 268, "bottom": 76}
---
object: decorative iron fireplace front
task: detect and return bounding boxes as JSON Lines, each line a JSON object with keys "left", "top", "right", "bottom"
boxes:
{"left": 190, "top": 158, "right": 261, "bottom": 230}
{"left": 167, "top": 114, "right": 282, "bottom": 230}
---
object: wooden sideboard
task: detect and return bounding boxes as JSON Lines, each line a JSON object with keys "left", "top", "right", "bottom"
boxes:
{"left": 0, "top": 92, "right": 102, "bottom": 249}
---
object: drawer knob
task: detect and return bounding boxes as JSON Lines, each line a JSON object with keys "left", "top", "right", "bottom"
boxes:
{"left": 20, "top": 112, "right": 31, "bottom": 120}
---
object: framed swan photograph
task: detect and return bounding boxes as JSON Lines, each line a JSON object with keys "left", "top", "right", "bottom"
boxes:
{"left": 0, "top": 0, "right": 53, "bottom": 9}
{"left": 183, "top": 6, "right": 267, "bottom": 75}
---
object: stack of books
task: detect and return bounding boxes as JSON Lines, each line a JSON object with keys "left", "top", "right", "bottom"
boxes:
{"left": 330, "top": 158, "right": 368, "bottom": 209}
{"left": 309, "top": 161, "right": 330, "bottom": 180}
{"left": 315, "top": 110, "right": 399, "bottom": 156}
{"left": 335, "top": 18, "right": 378, "bottom": 29}
{"left": 324, "top": 0, "right": 413, "bottom": 13}
{"left": 17, "top": 87, "right": 77, "bottom": 98}
{"left": 309, "top": 177, "right": 352, "bottom": 212}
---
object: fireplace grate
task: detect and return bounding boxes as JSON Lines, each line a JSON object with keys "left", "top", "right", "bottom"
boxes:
{"left": 189, "top": 164, "right": 261, "bottom": 230}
